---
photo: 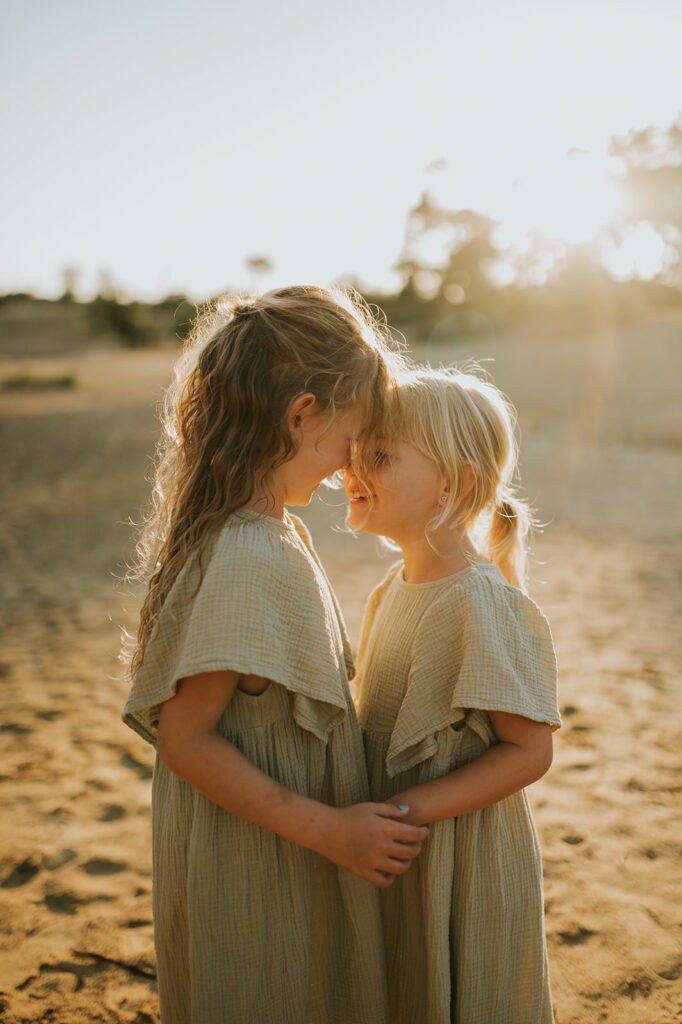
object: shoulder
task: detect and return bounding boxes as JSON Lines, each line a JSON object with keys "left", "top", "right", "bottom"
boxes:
{"left": 287, "top": 512, "right": 313, "bottom": 548}
{"left": 192, "top": 513, "right": 293, "bottom": 598}
{"left": 365, "top": 561, "right": 403, "bottom": 613}
{"left": 411, "top": 564, "right": 559, "bottom": 728}
{"left": 422, "top": 564, "right": 554, "bottom": 649}
{"left": 357, "top": 561, "right": 402, "bottom": 662}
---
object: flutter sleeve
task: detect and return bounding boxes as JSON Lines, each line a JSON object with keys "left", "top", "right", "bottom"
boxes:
{"left": 385, "top": 571, "right": 561, "bottom": 777}
{"left": 122, "top": 521, "right": 348, "bottom": 746}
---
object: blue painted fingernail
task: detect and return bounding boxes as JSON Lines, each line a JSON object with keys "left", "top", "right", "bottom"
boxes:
{"left": 398, "top": 805, "right": 409, "bottom": 811}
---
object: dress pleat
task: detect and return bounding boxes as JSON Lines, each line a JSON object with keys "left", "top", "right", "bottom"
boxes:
{"left": 355, "top": 561, "right": 560, "bottom": 1024}
{"left": 123, "top": 510, "right": 388, "bottom": 1024}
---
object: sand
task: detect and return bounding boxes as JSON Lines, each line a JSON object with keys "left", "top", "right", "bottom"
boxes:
{"left": 0, "top": 316, "right": 680, "bottom": 1023}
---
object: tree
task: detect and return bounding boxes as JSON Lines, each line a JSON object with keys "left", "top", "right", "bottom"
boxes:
{"left": 609, "top": 118, "right": 682, "bottom": 285}
{"left": 58, "top": 265, "right": 79, "bottom": 303}
{"left": 244, "top": 255, "right": 274, "bottom": 288}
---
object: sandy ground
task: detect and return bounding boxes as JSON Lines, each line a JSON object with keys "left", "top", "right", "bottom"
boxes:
{"left": 0, "top": 316, "right": 681, "bottom": 1023}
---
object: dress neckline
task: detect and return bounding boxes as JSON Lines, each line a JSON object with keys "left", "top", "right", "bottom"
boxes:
{"left": 231, "top": 507, "right": 298, "bottom": 535}
{"left": 397, "top": 560, "right": 499, "bottom": 589}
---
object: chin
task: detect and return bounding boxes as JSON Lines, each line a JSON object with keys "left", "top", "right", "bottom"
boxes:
{"left": 286, "top": 493, "right": 313, "bottom": 508}
{"left": 348, "top": 508, "right": 373, "bottom": 533}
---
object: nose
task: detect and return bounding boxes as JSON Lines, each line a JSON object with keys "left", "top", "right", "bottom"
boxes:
{"left": 343, "top": 466, "right": 357, "bottom": 489}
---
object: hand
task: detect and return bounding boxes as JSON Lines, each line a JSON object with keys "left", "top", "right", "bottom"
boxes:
{"left": 316, "top": 803, "right": 429, "bottom": 888}
{"left": 386, "top": 792, "right": 427, "bottom": 826}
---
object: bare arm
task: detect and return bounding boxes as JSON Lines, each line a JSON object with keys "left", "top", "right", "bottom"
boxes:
{"left": 157, "top": 671, "right": 428, "bottom": 888}
{"left": 387, "top": 710, "right": 554, "bottom": 826}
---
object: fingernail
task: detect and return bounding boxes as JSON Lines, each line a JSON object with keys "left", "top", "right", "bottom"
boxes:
{"left": 398, "top": 805, "right": 409, "bottom": 811}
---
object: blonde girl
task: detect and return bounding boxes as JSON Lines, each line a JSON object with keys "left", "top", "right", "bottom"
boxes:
{"left": 344, "top": 366, "right": 561, "bottom": 1023}
{"left": 121, "top": 286, "right": 428, "bottom": 1024}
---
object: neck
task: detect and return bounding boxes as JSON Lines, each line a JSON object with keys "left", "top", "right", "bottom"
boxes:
{"left": 242, "top": 476, "right": 285, "bottom": 520}
{"left": 395, "top": 524, "right": 484, "bottom": 583}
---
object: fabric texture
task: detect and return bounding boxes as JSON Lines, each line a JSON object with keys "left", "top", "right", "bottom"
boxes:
{"left": 355, "top": 560, "right": 560, "bottom": 1024}
{"left": 122, "top": 510, "right": 388, "bottom": 1024}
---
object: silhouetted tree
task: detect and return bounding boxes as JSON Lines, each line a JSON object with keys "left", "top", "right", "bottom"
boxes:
{"left": 58, "top": 266, "right": 79, "bottom": 303}
{"left": 609, "top": 117, "right": 682, "bottom": 285}
{"left": 244, "top": 255, "right": 274, "bottom": 290}
{"left": 86, "top": 295, "right": 151, "bottom": 347}
{"left": 158, "top": 293, "right": 197, "bottom": 340}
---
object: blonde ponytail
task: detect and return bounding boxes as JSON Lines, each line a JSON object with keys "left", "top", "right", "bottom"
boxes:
{"left": 487, "top": 494, "right": 532, "bottom": 590}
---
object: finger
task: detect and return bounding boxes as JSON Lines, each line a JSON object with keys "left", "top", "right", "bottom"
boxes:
{"left": 377, "top": 857, "right": 412, "bottom": 877}
{"left": 391, "top": 822, "right": 430, "bottom": 841}
{"left": 374, "top": 803, "right": 411, "bottom": 819}
{"left": 370, "top": 870, "right": 396, "bottom": 889}
{"left": 387, "top": 841, "right": 423, "bottom": 861}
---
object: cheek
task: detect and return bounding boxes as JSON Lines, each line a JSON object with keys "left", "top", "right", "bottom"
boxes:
{"left": 313, "top": 438, "right": 349, "bottom": 477}
{"left": 323, "top": 446, "right": 347, "bottom": 475}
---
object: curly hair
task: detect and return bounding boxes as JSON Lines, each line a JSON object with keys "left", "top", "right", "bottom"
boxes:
{"left": 125, "top": 285, "right": 400, "bottom": 677}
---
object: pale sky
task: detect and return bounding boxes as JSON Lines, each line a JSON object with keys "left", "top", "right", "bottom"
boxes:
{"left": 2, "top": 0, "right": 681, "bottom": 299}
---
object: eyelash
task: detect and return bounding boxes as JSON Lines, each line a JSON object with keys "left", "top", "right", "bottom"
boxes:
{"left": 374, "top": 450, "right": 390, "bottom": 465}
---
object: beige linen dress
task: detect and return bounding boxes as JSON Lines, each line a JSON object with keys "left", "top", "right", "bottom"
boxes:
{"left": 355, "top": 560, "right": 561, "bottom": 1024}
{"left": 122, "top": 510, "right": 388, "bottom": 1024}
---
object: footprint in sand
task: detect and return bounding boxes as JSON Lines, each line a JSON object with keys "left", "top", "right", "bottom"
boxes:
{"left": 0, "top": 722, "right": 32, "bottom": 736}
{"left": 85, "top": 778, "right": 112, "bottom": 791}
{"left": 43, "top": 890, "right": 115, "bottom": 914}
{"left": 98, "top": 803, "right": 126, "bottom": 822}
{"left": 43, "top": 805, "right": 73, "bottom": 823}
{"left": 626, "top": 777, "right": 648, "bottom": 791}
{"left": 618, "top": 975, "right": 654, "bottom": 998}
{"left": 557, "top": 925, "right": 598, "bottom": 946}
{"left": 16, "top": 956, "right": 110, "bottom": 996}
{"left": 41, "top": 849, "right": 77, "bottom": 870}
{"left": 43, "top": 891, "right": 84, "bottom": 915}
{"left": 0, "top": 856, "right": 40, "bottom": 888}
{"left": 120, "top": 751, "right": 153, "bottom": 779}
{"left": 657, "top": 960, "right": 682, "bottom": 981}
{"left": 81, "top": 857, "right": 128, "bottom": 876}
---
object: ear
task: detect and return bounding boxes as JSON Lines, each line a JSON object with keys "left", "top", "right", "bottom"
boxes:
{"left": 441, "top": 463, "right": 478, "bottom": 501}
{"left": 288, "top": 393, "right": 317, "bottom": 430}
{"left": 458, "top": 462, "right": 479, "bottom": 500}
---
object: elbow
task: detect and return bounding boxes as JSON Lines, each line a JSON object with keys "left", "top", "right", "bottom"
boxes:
{"left": 156, "top": 711, "right": 186, "bottom": 775}
{"left": 532, "top": 733, "right": 554, "bottom": 782}
{"left": 155, "top": 717, "right": 174, "bottom": 770}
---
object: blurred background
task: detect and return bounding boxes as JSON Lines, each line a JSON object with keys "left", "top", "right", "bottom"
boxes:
{"left": 1, "top": 2, "right": 681, "bottom": 1022}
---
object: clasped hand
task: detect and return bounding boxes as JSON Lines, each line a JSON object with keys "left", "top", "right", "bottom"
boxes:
{"left": 319, "top": 802, "right": 429, "bottom": 889}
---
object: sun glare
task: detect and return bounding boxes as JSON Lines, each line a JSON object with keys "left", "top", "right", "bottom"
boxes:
{"left": 498, "top": 151, "right": 624, "bottom": 248}
{"left": 602, "top": 222, "right": 667, "bottom": 280}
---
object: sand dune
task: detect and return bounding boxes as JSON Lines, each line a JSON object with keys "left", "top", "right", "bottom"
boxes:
{"left": 0, "top": 317, "right": 680, "bottom": 1022}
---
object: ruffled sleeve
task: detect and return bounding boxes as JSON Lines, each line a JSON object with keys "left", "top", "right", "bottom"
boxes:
{"left": 122, "top": 516, "right": 349, "bottom": 746}
{"left": 385, "top": 567, "right": 560, "bottom": 777}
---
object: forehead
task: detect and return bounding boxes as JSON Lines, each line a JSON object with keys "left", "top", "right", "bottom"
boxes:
{"left": 331, "top": 402, "right": 366, "bottom": 435}
{"left": 392, "top": 439, "right": 430, "bottom": 464}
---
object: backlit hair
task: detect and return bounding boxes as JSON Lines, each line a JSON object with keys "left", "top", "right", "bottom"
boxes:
{"left": 383, "top": 365, "right": 533, "bottom": 589}
{"left": 125, "top": 285, "right": 399, "bottom": 677}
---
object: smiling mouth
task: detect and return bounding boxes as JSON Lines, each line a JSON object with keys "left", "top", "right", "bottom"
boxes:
{"left": 349, "top": 492, "right": 374, "bottom": 504}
